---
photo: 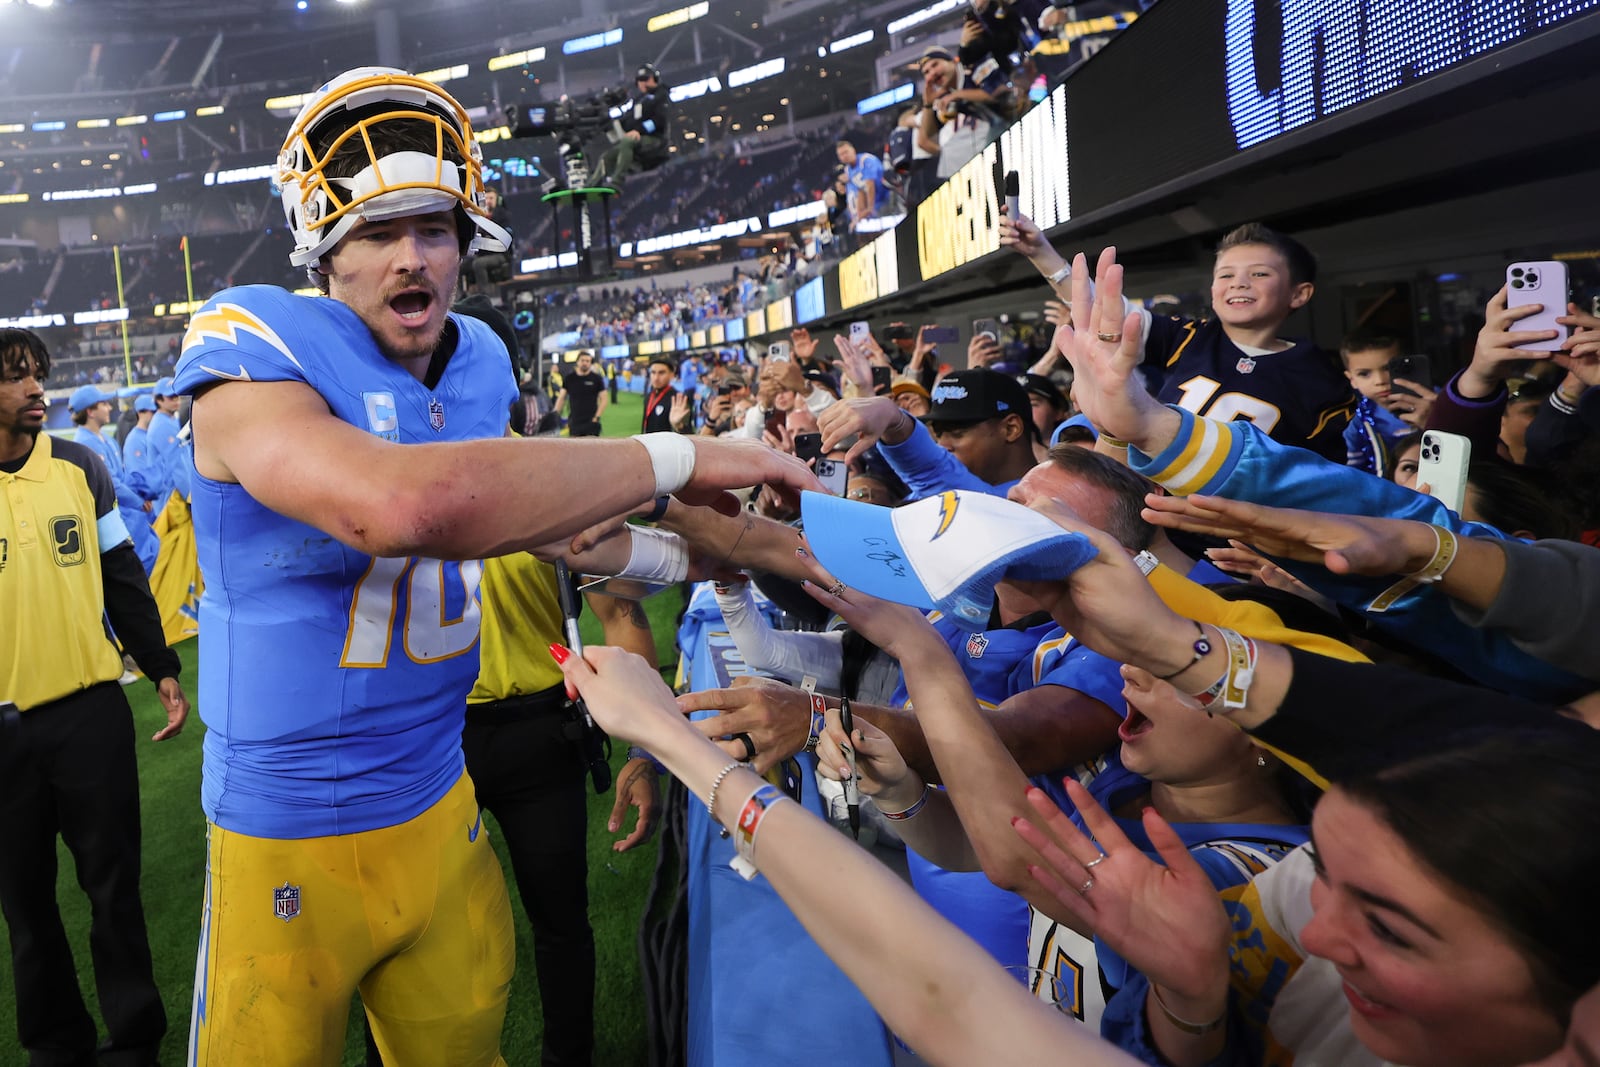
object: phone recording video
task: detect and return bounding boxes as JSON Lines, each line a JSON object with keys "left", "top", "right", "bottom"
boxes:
{"left": 768, "top": 340, "right": 792, "bottom": 362}
{"left": 814, "top": 457, "right": 850, "bottom": 496}
{"left": 1387, "top": 354, "right": 1433, "bottom": 398}
{"left": 793, "top": 432, "right": 824, "bottom": 464}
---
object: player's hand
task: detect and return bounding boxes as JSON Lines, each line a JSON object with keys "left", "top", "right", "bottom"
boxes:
{"left": 818, "top": 395, "right": 914, "bottom": 463}
{"left": 152, "top": 676, "right": 190, "bottom": 741}
{"left": 1142, "top": 493, "right": 1441, "bottom": 577}
{"left": 680, "top": 436, "right": 823, "bottom": 515}
{"left": 609, "top": 756, "right": 660, "bottom": 852}
{"left": 1012, "top": 779, "right": 1231, "bottom": 1010}
{"left": 675, "top": 676, "right": 811, "bottom": 775}
{"left": 1461, "top": 285, "right": 1560, "bottom": 398}
{"left": 1056, "top": 247, "right": 1173, "bottom": 452}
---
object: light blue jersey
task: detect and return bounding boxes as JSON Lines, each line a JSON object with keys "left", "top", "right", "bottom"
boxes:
{"left": 71, "top": 424, "right": 159, "bottom": 570}
{"left": 173, "top": 285, "right": 516, "bottom": 838}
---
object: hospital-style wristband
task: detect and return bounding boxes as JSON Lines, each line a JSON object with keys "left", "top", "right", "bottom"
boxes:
{"left": 800, "top": 676, "right": 827, "bottom": 753}
{"left": 730, "top": 783, "right": 790, "bottom": 881}
{"left": 618, "top": 526, "right": 690, "bottom": 584}
{"left": 634, "top": 432, "right": 697, "bottom": 496}
{"left": 1187, "top": 626, "right": 1257, "bottom": 712}
{"left": 1368, "top": 524, "right": 1459, "bottom": 613}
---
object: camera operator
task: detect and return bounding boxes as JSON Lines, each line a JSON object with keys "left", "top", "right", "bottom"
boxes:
{"left": 470, "top": 188, "right": 517, "bottom": 295}
{"left": 594, "top": 63, "right": 669, "bottom": 188}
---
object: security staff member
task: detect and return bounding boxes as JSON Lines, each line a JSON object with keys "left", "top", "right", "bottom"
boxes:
{"left": 594, "top": 63, "right": 669, "bottom": 187}
{"left": 0, "top": 328, "right": 191, "bottom": 1067}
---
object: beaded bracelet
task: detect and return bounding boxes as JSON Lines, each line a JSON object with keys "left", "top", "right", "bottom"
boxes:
{"left": 706, "top": 760, "right": 742, "bottom": 839}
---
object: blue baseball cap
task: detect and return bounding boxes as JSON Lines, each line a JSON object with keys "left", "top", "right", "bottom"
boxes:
{"left": 68, "top": 385, "right": 115, "bottom": 413}
{"left": 1051, "top": 413, "right": 1098, "bottom": 445}
{"left": 134, "top": 394, "right": 157, "bottom": 412}
{"left": 800, "top": 489, "right": 1097, "bottom": 630}
{"left": 154, "top": 377, "right": 177, "bottom": 397}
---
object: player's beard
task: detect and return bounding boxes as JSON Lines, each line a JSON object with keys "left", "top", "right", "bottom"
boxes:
{"left": 371, "top": 266, "right": 458, "bottom": 366}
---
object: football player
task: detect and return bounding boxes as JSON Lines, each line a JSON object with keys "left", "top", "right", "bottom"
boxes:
{"left": 175, "top": 67, "right": 816, "bottom": 1067}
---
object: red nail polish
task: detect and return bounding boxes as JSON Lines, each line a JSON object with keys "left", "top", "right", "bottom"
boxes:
{"left": 548, "top": 643, "right": 572, "bottom": 664}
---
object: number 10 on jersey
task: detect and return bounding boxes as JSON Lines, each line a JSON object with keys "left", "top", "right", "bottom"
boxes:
{"left": 340, "top": 556, "right": 485, "bottom": 668}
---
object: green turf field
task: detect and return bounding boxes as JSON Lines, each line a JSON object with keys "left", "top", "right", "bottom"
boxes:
{"left": 0, "top": 390, "right": 675, "bottom": 1065}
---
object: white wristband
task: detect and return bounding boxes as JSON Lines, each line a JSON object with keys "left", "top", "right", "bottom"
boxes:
{"left": 620, "top": 526, "right": 690, "bottom": 584}
{"left": 634, "top": 432, "right": 697, "bottom": 496}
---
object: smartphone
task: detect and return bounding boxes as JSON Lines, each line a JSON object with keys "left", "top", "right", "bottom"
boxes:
{"left": 849, "top": 321, "right": 871, "bottom": 343}
{"left": 793, "top": 432, "right": 823, "bottom": 464}
{"left": 1417, "top": 430, "right": 1471, "bottom": 514}
{"left": 814, "top": 456, "right": 850, "bottom": 496}
{"left": 1003, "top": 169, "right": 1020, "bottom": 218}
{"left": 921, "top": 325, "right": 960, "bottom": 344}
{"left": 767, "top": 340, "right": 791, "bottom": 362}
{"left": 1388, "top": 354, "right": 1432, "bottom": 398}
{"left": 764, "top": 407, "right": 786, "bottom": 438}
{"left": 1506, "top": 261, "right": 1570, "bottom": 352}
{"left": 870, "top": 365, "right": 893, "bottom": 394}
{"left": 973, "top": 318, "right": 999, "bottom": 341}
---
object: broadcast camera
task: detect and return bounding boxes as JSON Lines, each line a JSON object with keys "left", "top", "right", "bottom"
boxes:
{"left": 503, "top": 87, "right": 630, "bottom": 186}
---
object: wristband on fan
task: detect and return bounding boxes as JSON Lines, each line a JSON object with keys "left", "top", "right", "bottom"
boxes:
{"left": 800, "top": 675, "right": 827, "bottom": 754}
{"left": 730, "top": 783, "right": 790, "bottom": 881}
{"left": 1368, "top": 524, "right": 1459, "bottom": 613}
{"left": 633, "top": 432, "right": 697, "bottom": 496}
{"left": 879, "top": 784, "right": 931, "bottom": 821}
{"left": 1187, "top": 626, "right": 1255, "bottom": 712}
{"left": 618, "top": 526, "right": 689, "bottom": 584}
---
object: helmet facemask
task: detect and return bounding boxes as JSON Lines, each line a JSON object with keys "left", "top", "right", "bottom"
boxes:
{"left": 278, "top": 68, "right": 511, "bottom": 270}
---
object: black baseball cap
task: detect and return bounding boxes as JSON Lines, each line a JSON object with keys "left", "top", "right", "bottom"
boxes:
{"left": 1018, "top": 373, "right": 1067, "bottom": 407}
{"left": 928, "top": 368, "right": 1030, "bottom": 424}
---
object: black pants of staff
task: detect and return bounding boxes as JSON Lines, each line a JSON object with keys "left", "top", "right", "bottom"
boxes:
{"left": 366, "top": 685, "right": 595, "bottom": 1067}
{"left": 0, "top": 683, "right": 165, "bottom": 1067}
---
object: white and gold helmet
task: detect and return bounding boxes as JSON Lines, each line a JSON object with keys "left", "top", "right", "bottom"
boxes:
{"left": 277, "top": 66, "right": 511, "bottom": 268}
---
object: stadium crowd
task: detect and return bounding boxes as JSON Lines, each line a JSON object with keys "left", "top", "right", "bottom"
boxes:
{"left": 3, "top": 20, "right": 1600, "bottom": 1067}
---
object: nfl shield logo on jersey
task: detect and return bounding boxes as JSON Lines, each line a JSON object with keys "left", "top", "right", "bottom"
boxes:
{"left": 428, "top": 398, "right": 446, "bottom": 432}
{"left": 1235, "top": 356, "right": 1257, "bottom": 374}
{"left": 273, "top": 882, "right": 301, "bottom": 923}
{"left": 966, "top": 632, "right": 989, "bottom": 659}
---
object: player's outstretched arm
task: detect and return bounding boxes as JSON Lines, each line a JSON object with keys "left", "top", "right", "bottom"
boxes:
{"left": 553, "top": 644, "right": 1140, "bottom": 1067}
{"left": 190, "top": 380, "right": 820, "bottom": 560}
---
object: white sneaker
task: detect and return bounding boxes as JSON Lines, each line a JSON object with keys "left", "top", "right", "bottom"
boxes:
{"left": 118, "top": 670, "right": 139, "bottom": 686}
